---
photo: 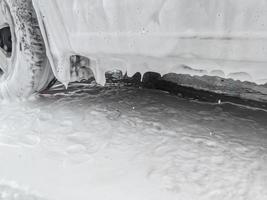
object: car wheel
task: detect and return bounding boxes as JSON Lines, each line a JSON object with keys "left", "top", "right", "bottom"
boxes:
{"left": 0, "top": 0, "right": 53, "bottom": 99}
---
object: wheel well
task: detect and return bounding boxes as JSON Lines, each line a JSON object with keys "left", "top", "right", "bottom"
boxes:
{"left": 0, "top": 26, "right": 12, "bottom": 57}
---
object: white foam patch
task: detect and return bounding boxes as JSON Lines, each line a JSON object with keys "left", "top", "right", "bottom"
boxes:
{"left": 0, "top": 180, "right": 45, "bottom": 200}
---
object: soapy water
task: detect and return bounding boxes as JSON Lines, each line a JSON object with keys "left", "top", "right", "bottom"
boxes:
{"left": 0, "top": 182, "right": 45, "bottom": 200}
{"left": 0, "top": 82, "right": 267, "bottom": 200}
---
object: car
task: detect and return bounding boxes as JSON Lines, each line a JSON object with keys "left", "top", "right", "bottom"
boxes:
{"left": 0, "top": 0, "right": 267, "bottom": 99}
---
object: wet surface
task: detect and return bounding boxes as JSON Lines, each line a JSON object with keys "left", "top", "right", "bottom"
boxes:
{"left": 0, "top": 83, "right": 267, "bottom": 200}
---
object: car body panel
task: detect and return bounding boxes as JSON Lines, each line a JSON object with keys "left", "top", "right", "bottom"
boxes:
{"left": 32, "top": 0, "right": 267, "bottom": 85}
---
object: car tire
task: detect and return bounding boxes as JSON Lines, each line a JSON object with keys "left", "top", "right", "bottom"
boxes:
{"left": 0, "top": 0, "right": 53, "bottom": 99}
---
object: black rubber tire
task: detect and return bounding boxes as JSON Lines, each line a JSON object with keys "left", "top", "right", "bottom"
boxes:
{"left": 0, "top": 0, "right": 53, "bottom": 99}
